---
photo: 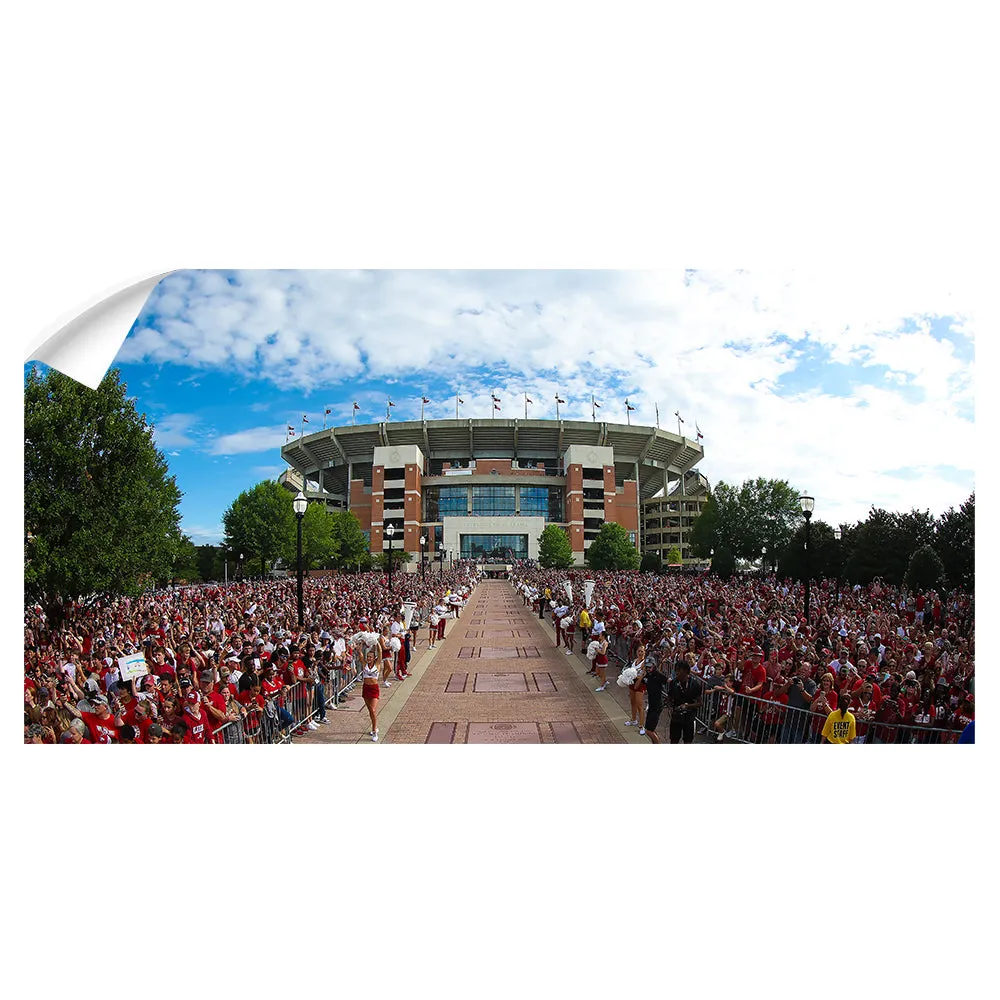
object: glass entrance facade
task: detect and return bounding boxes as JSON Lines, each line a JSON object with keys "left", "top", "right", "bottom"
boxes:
{"left": 459, "top": 533, "right": 529, "bottom": 560}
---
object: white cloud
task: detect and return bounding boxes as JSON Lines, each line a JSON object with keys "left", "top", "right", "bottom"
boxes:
{"left": 150, "top": 413, "right": 199, "bottom": 450}
{"left": 122, "top": 269, "right": 976, "bottom": 524}
{"left": 208, "top": 424, "right": 288, "bottom": 455}
{"left": 252, "top": 465, "right": 285, "bottom": 477}
{"left": 182, "top": 522, "right": 224, "bottom": 545}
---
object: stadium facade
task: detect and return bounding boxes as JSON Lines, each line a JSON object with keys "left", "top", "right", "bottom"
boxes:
{"left": 279, "top": 418, "right": 704, "bottom": 567}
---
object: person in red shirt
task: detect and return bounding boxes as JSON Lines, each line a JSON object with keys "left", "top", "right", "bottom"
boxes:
{"left": 181, "top": 692, "right": 210, "bottom": 744}
{"left": 237, "top": 677, "right": 266, "bottom": 742}
{"left": 852, "top": 680, "right": 878, "bottom": 743}
{"left": 200, "top": 675, "right": 230, "bottom": 742}
{"left": 757, "top": 678, "right": 788, "bottom": 743}
{"left": 809, "top": 673, "right": 838, "bottom": 742}
{"left": 76, "top": 696, "right": 122, "bottom": 744}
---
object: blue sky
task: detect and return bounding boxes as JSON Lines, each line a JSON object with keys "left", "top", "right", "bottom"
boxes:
{"left": 44, "top": 269, "right": 976, "bottom": 545}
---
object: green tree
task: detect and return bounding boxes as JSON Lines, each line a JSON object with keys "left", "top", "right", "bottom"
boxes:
{"left": 538, "top": 524, "right": 574, "bottom": 569}
{"left": 691, "top": 478, "right": 801, "bottom": 562}
{"left": 374, "top": 548, "right": 413, "bottom": 571}
{"left": 639, "top": 552, "right": 661, "bottom": 572}
{"left": 844, "top": 507, "right": 937, "bottom": 586}
{"left": 776, "top": 519, "right": 838, "bottom": 583}
{"left": 223, "top": 480, "right": 295, "bottom": 576}
{"left": 735, "top": 477, "right": 803, "bottom": 561}
{"left": 299, "top": 503, "right": 339, "bottom": 569}
{"left": 934, "top": 493, "right": 976, "bottom": 591}
{"left": 24, "top": 365, "right": 182, "bottom": 616}
{"left": 711, "top": 545, "right": 736, "bottom": 579}
{"left": 688, "top": 492, "right": 720, "bottom": 557}
{"left": 934, "top": 494, "right": 974, "bottom": 589}
{"left": 196, "top": 544, "right": 222, "bottom": 581}
{"left": 170, "top": 532, "right": 201, "bottom": 583}
{"left": 665, "top": 546, "right": 683, "bottom": 566}
{"left": 585, "top": 523, "right": 640, "bottom": 571}
{"left": 332, "top": 511, "right": 371, "bottom": 570}
{"left": 905, "top": 544, "right": 946, "bottom": 591}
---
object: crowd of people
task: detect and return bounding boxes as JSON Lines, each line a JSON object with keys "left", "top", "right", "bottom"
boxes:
{"left": 25, "top": 557, "right": 975, "bottom": 745}
{"left": 24, "top": 567, "right": 478, "bottom": 745}
{"left": 511, "top": 567, "right": 975, "bottom": 744}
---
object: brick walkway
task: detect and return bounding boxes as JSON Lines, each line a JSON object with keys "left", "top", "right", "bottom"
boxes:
{"left": 297, "top": 580, "right": 647, "bottom": 744}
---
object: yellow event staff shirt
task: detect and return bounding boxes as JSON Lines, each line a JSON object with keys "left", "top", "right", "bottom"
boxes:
{"left": 579, "top": 610, "right": 592, "bottom": 628}
{"left": 821, "top": 709, "right": 857, "bottom": 744}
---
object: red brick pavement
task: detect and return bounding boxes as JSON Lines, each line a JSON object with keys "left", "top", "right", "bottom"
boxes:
{"left": 378, "top": 580, "right": 630, "bottom": 744}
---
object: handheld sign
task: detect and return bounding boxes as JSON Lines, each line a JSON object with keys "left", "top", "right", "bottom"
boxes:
{"left": 117, "top": 651, "right": 149, "bottom": 682}
{"left": 402, "top": 602, "right": 417, "bottom": 629}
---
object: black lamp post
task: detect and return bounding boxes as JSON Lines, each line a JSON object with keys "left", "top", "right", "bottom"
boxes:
{"left": 761, "top": 546, "right": 767, "bottom": 579}
{"left": 799, "top": 494, "right": 815, "bottom": 626}
{"left": 420, "top": 533, "right": 427, "bottom": 580}
{"left": 440, "top": 548, "right": 445, "bottom": 577}
{"left": 293, "top": 491, "right": 307, "bottom": 626}
{"left": 385, "top": 523, "right": 396, "bottom": 592}
{"left": 833, "top": 527, "right": 842, "bottom": 606}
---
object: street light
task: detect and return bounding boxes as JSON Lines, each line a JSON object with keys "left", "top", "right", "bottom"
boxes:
{"left": 833, "top": 527, "right": 842, "bottom": 605}
{"left": 385, "top": 523, "right": 396, "bottom": 592}
{"left": 420, "top": 533, "right": 427, "bottom": 580}
{"left": 761, "top": 545, "right": 767, "bottom": 578}
{"left": 799, "top": 494, "right": 815, "bottom": 627}
{"left": 709, "top": 547, "right": 714, "bottom": 572}
{"left": 293, "top": 492, "right": 307, "bottom": 626}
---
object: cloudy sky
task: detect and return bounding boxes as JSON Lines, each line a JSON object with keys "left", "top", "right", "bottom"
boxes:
{"left": 104, "top": 269, "right": 975, "bottom": 545}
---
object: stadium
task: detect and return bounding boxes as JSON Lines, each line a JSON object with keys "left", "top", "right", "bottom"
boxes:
{"left": 279, "top": 417, "right": 706, "bottom": 567}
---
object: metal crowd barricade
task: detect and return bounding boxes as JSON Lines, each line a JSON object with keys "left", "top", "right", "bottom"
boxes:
{"left": 604, "top": 630, "right": 961, "bottom": 745}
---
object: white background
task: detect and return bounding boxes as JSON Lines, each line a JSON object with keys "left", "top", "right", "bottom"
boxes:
{"left": 4, "top": 3, "right": 993, "bottom": 998}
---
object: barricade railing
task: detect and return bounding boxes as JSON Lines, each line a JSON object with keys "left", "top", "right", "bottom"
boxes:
{"left": 603, "top": 629, "right": 961, "bottom": 745}
{"left": 211, "top": 658, "right": 364, "bottom": 744}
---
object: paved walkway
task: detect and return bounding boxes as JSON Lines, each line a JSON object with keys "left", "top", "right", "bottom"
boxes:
{"left": 297, "top": 580, "right": 648, "bottom": 744}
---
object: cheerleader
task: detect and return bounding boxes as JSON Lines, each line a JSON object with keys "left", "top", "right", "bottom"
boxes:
{"left": 361, "top": 648, "right": 381, "bottom": 741}
{"left": 624, "top": 643, "right": 647, "bottom": 734}
{"left": 378, "top": 626, "right": 394, "bottom": 687}
{"left": 593, "top": 634, "right": 610, "bottom": 692}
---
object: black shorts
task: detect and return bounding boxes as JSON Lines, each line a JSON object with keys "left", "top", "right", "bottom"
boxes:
{"left": 669, "top": 711, "right": 695, "bottom": 743}
{"left": 645, "top": 704, "right": 663, "bottom": 732}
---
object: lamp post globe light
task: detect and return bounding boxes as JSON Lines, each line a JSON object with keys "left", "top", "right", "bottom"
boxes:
{"left": 420, "top": 534, "right": 427, "bottom": 580}
{"left": 799, "top": 494, "right": 815, "bottom": 627}
{"left": 385, "top": 523, "right": 396, "bottom": 591}
{"left": 761, "top": 545, "right": 767, "bottom": 578}
{"left": 293, "top": 491, "right": 308, "bottom": 626}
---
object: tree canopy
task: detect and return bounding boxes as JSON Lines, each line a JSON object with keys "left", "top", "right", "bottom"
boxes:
{"left": 25, "top": 366, "right": 182, "bottom": 613}
{"left": 689, "top": 477, "right": 802, "bottom": 562}
{"left": 223, "top": 480, "right": 296, "bottom": 575}
{"left": 585, "top": 522, "right": 640, "bottom": 571}
{"left": 538, "top": 524, "right": 574, "bottom": 569}
{"left": 331, "top": 510, "right": 371, "bottom": 570}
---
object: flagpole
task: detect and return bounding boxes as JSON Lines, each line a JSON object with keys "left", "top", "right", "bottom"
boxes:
{"left": 675, "top": 410, "right": 683, "bottom": 437}
{"left": 655, "top": 403, "right": 660, "bottom": 429}
{"left": 555, "top": 394, "right": 561, "bottom": 420}
{"left": 456, "top": 394, "right": 459, "bottom": 419}
{"left": 421, "top": 396, "right": 425, "bottom": 421}
{"left": 625, "top": 399, "right": 631, "bottom": 426}
{"left": 592, "top": 395, "right": 596, "bottom": 421}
